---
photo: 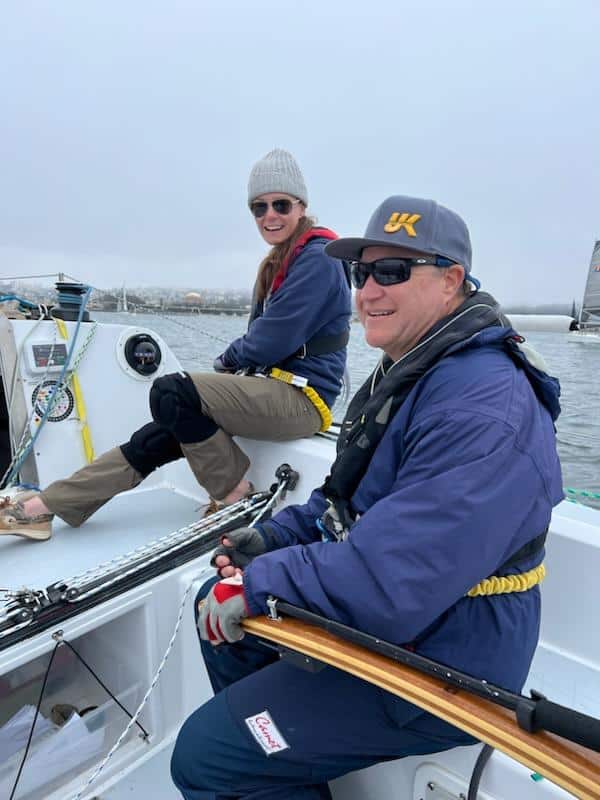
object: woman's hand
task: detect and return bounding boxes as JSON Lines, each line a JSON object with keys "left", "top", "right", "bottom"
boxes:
{"left": 213, "top": 354, "right": 234, "bottom": 373}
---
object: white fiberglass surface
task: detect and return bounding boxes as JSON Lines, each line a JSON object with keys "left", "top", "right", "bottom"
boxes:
{"left": 526, "top": 644, "right": 600, "bottom": 719}
{"left": 542, "top": 500, "right": 600, "bottom": 667}
{"left": 101, "top": 743, "right": 182, "bottom": 800}
{"left": 0, "top": 487, "right": 201, "bottom": 594}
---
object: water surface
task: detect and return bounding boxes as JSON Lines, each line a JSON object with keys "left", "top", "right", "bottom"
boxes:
{"left": 98, "top": 312, "right": 600, "bottom": 502}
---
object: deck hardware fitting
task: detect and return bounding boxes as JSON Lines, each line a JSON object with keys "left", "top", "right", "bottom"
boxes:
{"left": 266, "top": 596, "right": 281, "bottom": 621}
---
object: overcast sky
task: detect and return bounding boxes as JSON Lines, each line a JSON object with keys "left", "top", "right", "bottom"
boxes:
{"left": 1, "top": 0, "right": 599, "bottom": 304}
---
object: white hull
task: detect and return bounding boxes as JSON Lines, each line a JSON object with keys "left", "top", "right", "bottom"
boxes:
{"left": 568, "top": 330, "right": 600, "bottom": 345}
{"left": 507, "top": 314, "right": 576, "bottom": 333}
{"left": 1, "top": 315, "right": 599, "bottom": 800}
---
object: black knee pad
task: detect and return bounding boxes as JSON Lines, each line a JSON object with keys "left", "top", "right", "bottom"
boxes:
{"left": 149, "top": 372, "right": 218, "bottom": 444}
{"left": 121, "top": 422, "right": 183, "bottom": 477}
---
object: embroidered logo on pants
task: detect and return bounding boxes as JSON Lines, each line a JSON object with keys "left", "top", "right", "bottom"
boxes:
{"left": 245, "top": 710, "right": 290, "bottom": 755}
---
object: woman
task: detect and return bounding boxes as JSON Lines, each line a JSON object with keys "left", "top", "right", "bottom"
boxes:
{"left": 0, "top": 149, "right": 351, "bottom": 540}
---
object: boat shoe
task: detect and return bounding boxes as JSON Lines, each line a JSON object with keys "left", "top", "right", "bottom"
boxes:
{"left": 202, "top": 482, "right": 256, "bottom": 519}
{"left": 0, "top": 495, "right": 53, "bottom": 541}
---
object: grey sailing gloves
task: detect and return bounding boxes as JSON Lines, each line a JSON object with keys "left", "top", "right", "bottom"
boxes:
{"left": 197, "top": 575, "right": 248, "bottom": 644}
{"left": 211, "top": 526, "right": 270, "bottom": 578}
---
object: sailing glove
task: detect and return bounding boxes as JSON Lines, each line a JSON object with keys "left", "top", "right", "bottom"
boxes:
{"left": 211, "top": 526, "right": 268, "bottom": 576}
{"left": 197, "top": 575, "right": 249, "bottom": 644}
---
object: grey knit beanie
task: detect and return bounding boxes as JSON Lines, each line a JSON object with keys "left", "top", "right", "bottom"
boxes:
{"left": 247, "top": 148, "right": 308, "bottom": 206}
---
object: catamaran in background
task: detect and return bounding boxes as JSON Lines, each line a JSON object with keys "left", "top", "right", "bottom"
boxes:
{"left": 0, "top": 283, "right": 599, "bottom": 800}
{"left": 569, "top": 240, "right": 600, "bottom": 345}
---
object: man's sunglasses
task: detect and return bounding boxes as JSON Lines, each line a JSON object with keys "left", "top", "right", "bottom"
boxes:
{"left": 250, "top": 198, "right": 302, "bottom": 219}
{"left": 349, "top": 256, "right": 454, "bottom": 289}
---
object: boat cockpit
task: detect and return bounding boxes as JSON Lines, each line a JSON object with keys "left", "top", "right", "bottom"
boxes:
{"left": 0, "top": 287, "right": 599, "bottom": 800}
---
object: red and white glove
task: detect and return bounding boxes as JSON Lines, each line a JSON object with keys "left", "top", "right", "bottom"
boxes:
{"left": 197, "top": 575, "right": 249, "bottom": 645}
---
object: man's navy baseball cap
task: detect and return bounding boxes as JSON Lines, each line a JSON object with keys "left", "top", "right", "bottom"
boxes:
{"left": 326, "top": 195, "right": 480, "bottom": 289}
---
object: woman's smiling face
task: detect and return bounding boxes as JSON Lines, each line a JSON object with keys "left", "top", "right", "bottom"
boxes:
{"left": 252, "top": 193, "right": 305, "bottom": 246}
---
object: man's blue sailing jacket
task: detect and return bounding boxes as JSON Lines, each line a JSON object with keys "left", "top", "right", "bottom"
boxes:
{"left": 243, "top": 327, "right": 564, "bottom": 692}
{"left": 221, "top": 239, "right": 351, "bottom": 409}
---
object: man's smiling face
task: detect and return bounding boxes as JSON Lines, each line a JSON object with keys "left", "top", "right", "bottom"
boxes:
{"left": 356, "top": 245, "right": 464, "bottom": 360}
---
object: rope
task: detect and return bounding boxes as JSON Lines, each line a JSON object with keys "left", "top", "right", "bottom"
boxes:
{"left": 3, "top": 287, "right": 92, "bottom": 486}
{"left": 0, "top": 294, "right": 39, "bottom": 310}
{"left": 68, "top": 578, "right": 199, "bottom": 800}
{"left": 0, "top": 314, "right": 56, "bottom": 488}
{"left": 250, "top": 481, "right": 288, "bottom": 526}
{"left": 59, "top": 494, "right": 269, "bottom": 602}
{"left": 0, "top": 491, "right": 275, "bottom": 641}
{"left": 467, "top": 563, "right": 546, "bottom": 597}
{"left": 64, "top": 319, "right": 98, "bottom": 372}
{"left": 54, "top": 318, "right": 98, "bottom": 463}
{"left": 1, "top": 314, "right": 98, "bottom": 486}
{"left": 268, "top": 367, "right": 332, "bottom": 432}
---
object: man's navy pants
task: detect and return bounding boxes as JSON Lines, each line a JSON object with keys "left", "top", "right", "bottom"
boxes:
{"left": 170, "top": 578, "right": 476, "bottom": 799}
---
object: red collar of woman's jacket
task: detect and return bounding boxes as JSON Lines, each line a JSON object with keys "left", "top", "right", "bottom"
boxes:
{"left": 270, "top": 227, "right": 338, "bottom": 296}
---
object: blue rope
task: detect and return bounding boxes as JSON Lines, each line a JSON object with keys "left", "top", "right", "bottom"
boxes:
{"left": 0, "top": 294, "right": 38, "bottom": 310}
{"left": 56, "top": 290, "right": 87, "bottom": 308}
{"left": 5, "top": 286, "right": 92, "bottom": 486}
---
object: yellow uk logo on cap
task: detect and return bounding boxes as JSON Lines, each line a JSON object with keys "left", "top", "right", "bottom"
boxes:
{"left": 383, "top": 212, "right": 421, "bottom": 237}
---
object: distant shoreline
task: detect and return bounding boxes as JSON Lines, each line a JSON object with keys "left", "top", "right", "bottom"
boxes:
{"left": 91, "top": 305, "right": 248, "bottom": 316}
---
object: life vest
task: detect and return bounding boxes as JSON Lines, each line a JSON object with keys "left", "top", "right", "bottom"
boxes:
{"left": 248, "top": 227, "right": 350, "bottom": 361}
{"left": 317, "top": 291, "right": 554, "bottom": 578}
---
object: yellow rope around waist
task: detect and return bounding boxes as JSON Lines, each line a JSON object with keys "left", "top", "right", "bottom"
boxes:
{"left": 268, "top": 368, "right": 333, "bottom": 433}
{"left": 55, "top": 318, "right": 95, "bottom": 463}
{"left": 467, "top": 563, "right": 546, "bottom": 597}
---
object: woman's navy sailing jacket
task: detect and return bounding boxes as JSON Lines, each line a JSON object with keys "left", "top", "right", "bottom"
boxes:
{"left": 221, "top": 239, "right": 351, "bottom": 409}
{"left": 243, "top": 328, "right": 564, "bottom": 692}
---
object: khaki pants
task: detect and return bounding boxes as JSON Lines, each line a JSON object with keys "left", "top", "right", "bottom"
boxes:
{"left": 41, "top": 373, "right": 321, "bottom": 527}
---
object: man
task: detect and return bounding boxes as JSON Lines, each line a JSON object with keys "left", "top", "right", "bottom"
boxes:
{"left": 171, "top": 196, "right": 563, "bottom": 800}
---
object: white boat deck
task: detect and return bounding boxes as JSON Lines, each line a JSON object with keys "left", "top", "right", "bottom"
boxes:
{"left": 0, "top": 486, "right": 202, "bottom": 593}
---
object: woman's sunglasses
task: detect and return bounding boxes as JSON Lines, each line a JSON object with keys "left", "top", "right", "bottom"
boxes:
{"left": 250, "top": 198, "right": 302, "bottom": 219}
{"left": 349, "top": 256, "right": 454, "bottom": 289}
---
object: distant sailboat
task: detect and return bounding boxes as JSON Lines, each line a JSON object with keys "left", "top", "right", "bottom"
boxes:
{"left": 117, "top": 283, "right": 129, "bottom": 313}
{"left": 570, "top": 298, "right": 577, "bottom": 319}
{"left": 568, "top": 240, "right": 600, "bottom": 344}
